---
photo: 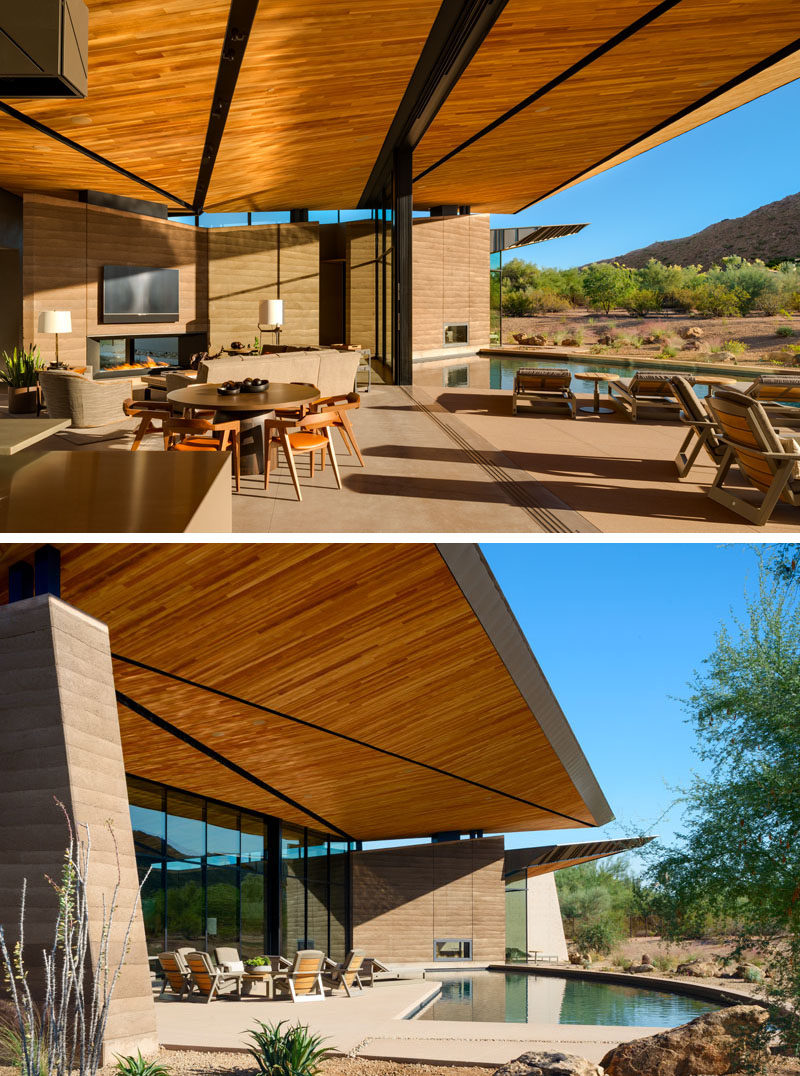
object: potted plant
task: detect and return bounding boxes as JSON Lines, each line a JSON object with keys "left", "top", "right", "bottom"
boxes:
{"left": 245, "top": 956, "right": 272, "bottom": 976}
{"left": 1, "top": 345, "right": 45, "bottom": 414}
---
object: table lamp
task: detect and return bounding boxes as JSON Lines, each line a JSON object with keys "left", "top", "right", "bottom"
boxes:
{"left": 258, "top": 298, "right": 284, "bottom": 348}
{"left": 38, "top": 310, "right": 72, "bottom": 366}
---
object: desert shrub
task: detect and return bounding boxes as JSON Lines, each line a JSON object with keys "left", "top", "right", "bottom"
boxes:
{"left": 649, "top": 328, "right": 673, "bottom": 344}
{"left": 722, "top": 339, "right": 748, "bottom": 354}
{"left": 625, "top": 288, "right": 661, "bottom": 316}
{"left": 759, "top": 291, "right": 783, "bottom": 316}
{"left": 246, "top": 1022, "right": 329, "bottom": 1076}
{"left": 628, "top": 334, "right": 644, "bottom": 349}
{"left": 653, "top": 954, "right": 676, "bottom": 973}
{"left": 693, "top": 282, "right": 747, "bottom": 317}
{"left": 574, "top": 921, "right": 621, "bottom": 957}
{"left": 744, "top": 965, "right": 764, "bottom": 984}
{"left": 501, "top": 288, "right": 532, "bottom": 317}
{"left": 656, "top": 346, "right": 678, "bottom": 359}
{"left": 582, "top": 262, "right": 633, "bottom": 314}
{"left": 663, "top": 287, "right": 696, "bottom": 313}
{"left": 590, "top": 344, "right": 610, "bottom": 354}
{"left": 527, "top": 288, "right": 572, "bottom": 313}
{"left": 776, "top": 326, "right": 795, "bottom": 337}
{"left": 113, "top": 1054, "right": 170, "bottom": 1076}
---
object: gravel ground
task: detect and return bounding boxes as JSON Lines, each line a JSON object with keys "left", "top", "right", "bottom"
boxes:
{"left": 499, "top": 311, "right": 800, "bottom": 362}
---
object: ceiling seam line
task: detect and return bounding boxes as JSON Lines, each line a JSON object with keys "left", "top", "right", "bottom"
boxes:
{"left": 513, "top": 35, "right": 800, "bottom": 213}
{"left": 412, "top": 0, "right": 685, "bottom": 185}
{"left": 192, "top": 0, "right": 259, "bottom": 213}
{"left": 116, "top": 689, "right": 353, "bottom": 840}
{"left": 0, "top": 100, "right": 192, "bottom": 208}
{"left": 110, "top": 651, "right": 593, "bottom": 827}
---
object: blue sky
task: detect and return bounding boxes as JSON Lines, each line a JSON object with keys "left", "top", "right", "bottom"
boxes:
{"left": 479, "top": 542, "right": 766, "bottom": 871}
{"left": 490, "top": 79, "right": 800, "bottom": 270}
{"left": 366, "top": 542, "right": 775, "bottom": 875}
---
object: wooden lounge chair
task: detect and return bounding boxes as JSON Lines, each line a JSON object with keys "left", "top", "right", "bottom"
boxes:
{"left": 706, "top": 388, "right": 800, "bottom": 525}
{"left": 744, "top": 375, "right": 800, "bottom": 425}
{"left": 512, "top": 367, "right": 577, "bottom": 418}
{"left": 321, "top": 948, "right": 365, "bottom": 997}
{"left": 214, "top": 946, "right": 245, "bottom": 974}
{"left": 610, "top": 371, "right": 681, "bottom": 422}
{"left": 669, "top": 376, "right": 727, "bottom": 478}
{"left": 157, "top": 951, "right": 192, "bottom": 998}
{"left": 358, "top": 957, "right": 392, "bottom": 987}
{"left": 272, "top": 949, "right": 326, "bottom": 1002}
{"left": 184, "top": 950, "right": 242, "bottom": 1003}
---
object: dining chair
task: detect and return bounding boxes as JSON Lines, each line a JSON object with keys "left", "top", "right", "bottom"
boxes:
{"left": 264, "top": 410, "right": 342, "bottom": 502}
{"left": 123, "top": 398, "right": 174, "bottom": 450}
{"left": 163, "top": 416, "right": 241, "bottom": 492}
{"left": 309, "top": 392, "right": 365, "bottom": 466}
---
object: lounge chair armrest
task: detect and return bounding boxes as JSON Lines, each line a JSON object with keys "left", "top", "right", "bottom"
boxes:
{"left": 322, "top": 957, "right": 339, "bottom": 970}
{"left": 720, "top": 436, "right": 800, "bottom": 460}
{"left": 609, "top": 382, "right": 634, "bottom": 402}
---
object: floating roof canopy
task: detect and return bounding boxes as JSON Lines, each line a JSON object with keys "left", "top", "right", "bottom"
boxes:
{"left": 504, "top": 836, "right": 655, "bottom": 878}
{"left": 0, "top": 543, "right": 612, "bottom": 841}
{"left": 0, "top": 0, "right": 797, "bottom": 212}
{"left": 491, "top": 225, "right": 589, "bottom": 254}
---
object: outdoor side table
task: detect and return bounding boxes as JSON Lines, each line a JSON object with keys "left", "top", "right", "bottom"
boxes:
{"left": 575, "top": 371, "right": 620, "bottom": 415}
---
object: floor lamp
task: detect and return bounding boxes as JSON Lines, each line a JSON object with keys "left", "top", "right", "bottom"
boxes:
{"left": 38, "top": 310, "right": 72, "bottom": 367}
{"left": 258, "top": 299, "right": 284, "bottom": 348}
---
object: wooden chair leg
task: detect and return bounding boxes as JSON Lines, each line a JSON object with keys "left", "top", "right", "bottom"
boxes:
{"left": 279, "top": 427, "right": 303, "bottom": 501}
{"left": 326, "top": 429, "right": 342, "bottom": 490}
{"left": 339, "top": 412, "right": 364, "bottom": 466}
{"left": 310, "top": 449, "right": 315, "bottom": 477}
{"left": 131, "top": 416, "right": 151, "bottom": 451}
{"left": 232, "top": 431, "right": 240, "bottom": 493}
{"left": 338, "top": 426, "right": 353, "bottom": 455}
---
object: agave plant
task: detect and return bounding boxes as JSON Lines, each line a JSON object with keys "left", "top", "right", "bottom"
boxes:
{"left": 245, "top": 1021, "right": 329, "bottom": 1076}
{"left": 0, "top": 346, "right": 44, "bottom": 388}
{"left": 113, "top": 1051, "right": 170, "bottom": 1076}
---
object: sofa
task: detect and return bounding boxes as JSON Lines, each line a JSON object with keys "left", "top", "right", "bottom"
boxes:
{"left": 196, "top": 349, "right": 360, "bottom": 399}
{"left": 39, "top": 369, "right": 133, "bottom": 428}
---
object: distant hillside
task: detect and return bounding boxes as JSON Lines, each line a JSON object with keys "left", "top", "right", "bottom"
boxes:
{"left": 611, "top": 192, "right": 800, "bottom": 268}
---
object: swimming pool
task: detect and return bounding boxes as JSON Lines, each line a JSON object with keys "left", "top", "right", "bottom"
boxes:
{"left": 415, "top": 354, "right": 753, "bottom": 398}
{"left": 414, "top": 971, "right": 719, "bottom": 1027}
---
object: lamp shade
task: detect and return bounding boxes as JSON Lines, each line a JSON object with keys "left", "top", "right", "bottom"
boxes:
{"left": 38, "top": 310, "right": 72, "bottom": 334}
{"left": 259, "top": 299, "right": 284, "bottom": 326}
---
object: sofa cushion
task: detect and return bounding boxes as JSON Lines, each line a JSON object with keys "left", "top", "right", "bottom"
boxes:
{"left": 197, "top": 349, "right": 357, "bottom": 398}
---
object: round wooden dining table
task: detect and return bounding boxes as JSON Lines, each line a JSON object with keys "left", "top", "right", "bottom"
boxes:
{"left": 167, "top": 381, "right": 320, "bottom": 476}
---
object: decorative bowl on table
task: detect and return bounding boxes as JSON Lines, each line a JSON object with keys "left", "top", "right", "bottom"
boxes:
{"left": 241, "top": 377, "right": 270, "bottom": 393}
{"left": 217, "top": 381, "right": 241, "bottom": 396}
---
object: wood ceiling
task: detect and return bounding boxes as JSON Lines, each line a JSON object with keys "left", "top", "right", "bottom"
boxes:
{"left": 0, "top": 543, "right": 610, "bottom": 841}
{"left": 0, "top": 0, "right": 796, "bottom": 212}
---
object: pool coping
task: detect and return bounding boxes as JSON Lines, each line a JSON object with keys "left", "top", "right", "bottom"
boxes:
{"left": 477, "top": 346, "right": 799, "bottom": 379}
{"left": 488, "top": 962, "right": 767, "bottom": 1009}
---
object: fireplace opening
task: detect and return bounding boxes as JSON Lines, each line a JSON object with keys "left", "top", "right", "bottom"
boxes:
{"left": 94, "top": 336, "right": 177, "bottom": 377}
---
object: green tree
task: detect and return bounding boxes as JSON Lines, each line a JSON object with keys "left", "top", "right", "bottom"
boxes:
{"left": 648, "top": 571, "right": 800, "bottom": 1051}
{"left": 581, "top": 262, "right": 632, "bottom": 314}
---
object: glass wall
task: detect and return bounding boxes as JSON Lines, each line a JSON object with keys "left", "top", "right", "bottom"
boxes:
{"left": 505, "top": 872, "right": 527, "bottom": 961}
{"left": 127, "top": 776, "right": 351, "bottom": 960}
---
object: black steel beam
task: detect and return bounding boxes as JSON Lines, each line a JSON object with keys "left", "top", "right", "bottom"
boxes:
{"left": 514, "top": 36, "right": 800, "bottom": 213}
{"left": 34, "top": 545, "right": 61, "bottom": 598}
{"left": 359, "top": 0, "right": 509, "bottom": 208}
{"left": 289, "top": 209, "right": 309, "bottom": 223}
{"left": 392, "top": 146, "right": 413, "bottom": 386}
{"left": 413, "top": 0, "right": 685, "bottom": 186}
{"left": 0, "top": 100, "right": 193, "bottom": 209}
{"left": 116, "top": 689, "right": 353, "bottom": 840}
{"left": 192, "top": 0, "right": 259, "bottom": 213}
{"left": 8, "top": 560, "right": 34, "bottom": 603}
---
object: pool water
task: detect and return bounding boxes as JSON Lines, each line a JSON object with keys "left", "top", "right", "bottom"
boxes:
{"left": 421, "top": 354, "right": 752, "bottom": 398}
{"left": 415, "top": 972, "right": 719, "bottom": 1027}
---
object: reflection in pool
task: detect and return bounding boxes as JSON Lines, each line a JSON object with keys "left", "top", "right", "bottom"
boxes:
{"left": 415, "top": 971, "right": 719, "bottom": 1027}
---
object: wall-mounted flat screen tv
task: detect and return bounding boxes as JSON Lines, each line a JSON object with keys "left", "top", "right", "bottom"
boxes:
{"left": 102, "top": 265, "right": 179, "bottom": 323}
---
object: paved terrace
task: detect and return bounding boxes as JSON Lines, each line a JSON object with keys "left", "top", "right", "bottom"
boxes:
{"left": 3, "top": 382, "right": 798, "bottom": 533}
{"left": 154, "top": 975, "right": 657, "bottom": 1066}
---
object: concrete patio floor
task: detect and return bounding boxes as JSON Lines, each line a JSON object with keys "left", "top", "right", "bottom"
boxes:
{"left": 154, "top": 977, "right": 659, "bottom": 1066}
{"left": 5, "top": 380, "right": 799, "bottom": 532}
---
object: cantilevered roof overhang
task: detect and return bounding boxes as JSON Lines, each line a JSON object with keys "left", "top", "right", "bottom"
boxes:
{"left": 491, "top": 225, "right": 589, "bottom": 254}
{"left": 504, "top": 836, "right": 655, "bottom": 879}
{"left": 0, "top": 542, "right": 612, "bottom": 842}
{"left": 0, "top": 0, "right": 797, "bottom": 213}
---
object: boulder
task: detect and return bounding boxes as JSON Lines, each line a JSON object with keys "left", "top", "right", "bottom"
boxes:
{"left": 678, "top": 325, "right": 705, "bottom": 339}
{"left": 600, "top": 1004, "right": 769, "bottom": 1076}
{"left": 597, "top": 333, "right": 617, "bottom": 345}
{"left": 568, "top": 952, "right": 583, "bottom": 966}
{"left": 630, "top": 963, "right": 655, "bottom": 974}
{"left": 494, "top": 1051, "right": 603, "bottom": 1076}
{"left": 561, "top": 335, "right": 580, "bottom": 347}
{"left": 511, "top": 333, "right": 549, "bottom": 347}
{"left": 641, "top": 954, "right": 653, "bottom": 966}
{"left": 676, "top": 959, "right": 718, "bottom": 978}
